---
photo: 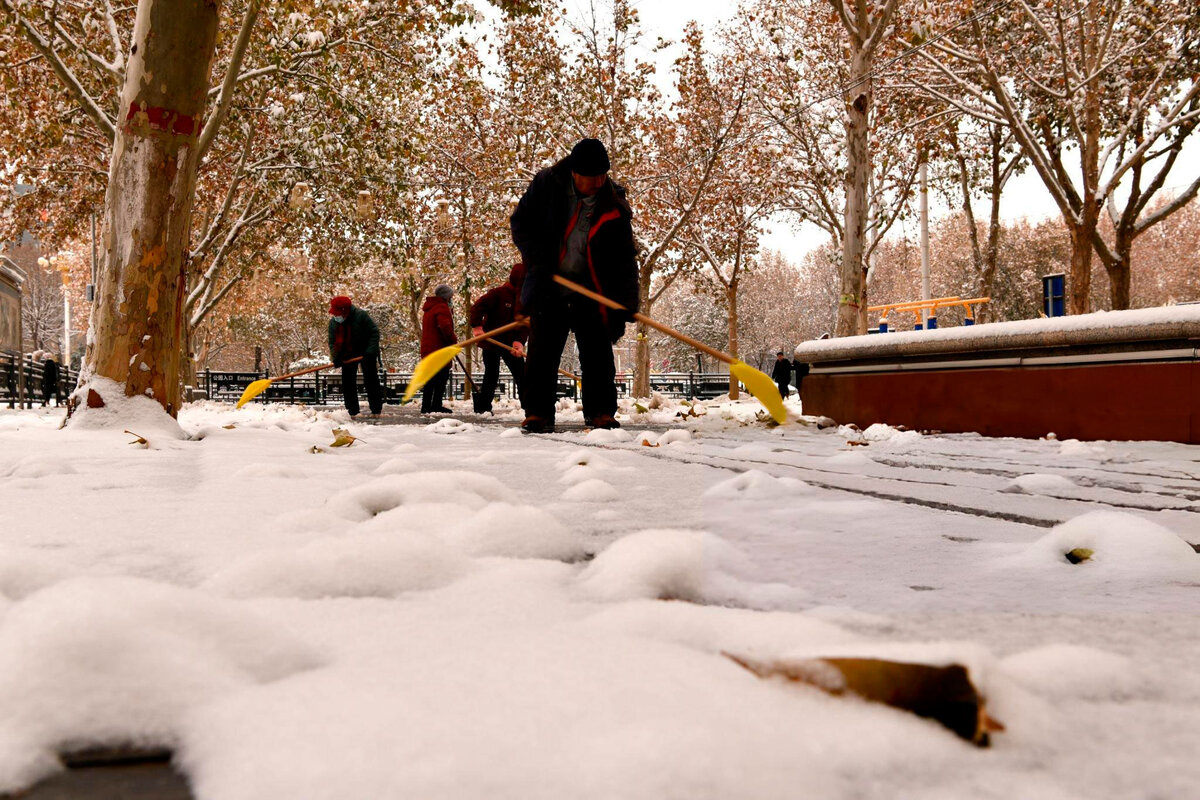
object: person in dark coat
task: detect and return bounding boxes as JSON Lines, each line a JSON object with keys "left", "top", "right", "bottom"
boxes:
{"left": 510, "top": 138, "right": 637, "bottom": 433}
{"left": 793, "top": 358, "right": 810, "bottom": 400}
{"left": 328, "top": 295, "right": 383, "bottom": 418}
{"left": 41, "top": 355, "right": 59, "bottom": 407}
{"left": 772, "top": 352, "right": 792, "bottom": 400}
{"left": 420, "top": 284, "right": 457, "bottom": 414}
{"left": 469, "top": 262, "right": 528, "bottom": 414}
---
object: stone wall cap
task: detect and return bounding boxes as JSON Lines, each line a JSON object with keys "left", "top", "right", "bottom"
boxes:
{"left": 794, "top": 305, "right": 1200, "bottom": 363}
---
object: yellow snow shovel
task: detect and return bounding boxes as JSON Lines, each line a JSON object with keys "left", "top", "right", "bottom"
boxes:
{"left": 236, "top": 357, "right": 361, "bottom": 409}
{"left": 553, "top": 275, "right": 787, "bottom": 424}
{"left": 403, "top": 321, "right": 526, "bottom": 403}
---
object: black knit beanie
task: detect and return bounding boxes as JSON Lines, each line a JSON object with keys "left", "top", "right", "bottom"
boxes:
{"left": 569, "top": 138, "right": 610, "bottom": 177}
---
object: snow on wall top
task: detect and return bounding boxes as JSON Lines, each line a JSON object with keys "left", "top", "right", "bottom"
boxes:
{"left": 794, "top": 305, "right": 1200, "bottom": 363}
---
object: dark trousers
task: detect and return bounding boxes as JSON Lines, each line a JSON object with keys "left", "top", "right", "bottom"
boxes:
{"left": 421, "top": 364, "right": 451, "bottom": 413}
{"left": 474, "top": 344, "right": 524, "bottom": 412}
{"left": 777, "top": 381, "right": 789, "bottom": 399}
{"left": 341, "top": 357, "right": 383, "bottom": 416}
{"left": 524, "top": 299, "right": 614, "bottom": 421}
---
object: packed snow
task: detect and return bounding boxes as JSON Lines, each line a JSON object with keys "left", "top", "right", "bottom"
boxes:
{"left": 0, "top": 393, "right": 1198, "bottom": 799}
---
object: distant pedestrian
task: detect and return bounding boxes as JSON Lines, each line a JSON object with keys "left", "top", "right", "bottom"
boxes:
{"left": 41, "top": 355, "right": 59, "bottom": 407}
{"left": 772, "top": 351, "right": 792, "bottom": 399}
{"left": 328, "top": 295, "right": 383, "bottom": 418}
{"left": 510, "top": 137, "right": 637, "bottom": 433}
{"left": 793, "top": 358, "right": 810, "bottom": 399}
{"left": 420, "top": 284, "right": 457, "bottom": 414}
{"left": 470, "top": 263, "right": 528, "bottom": 414}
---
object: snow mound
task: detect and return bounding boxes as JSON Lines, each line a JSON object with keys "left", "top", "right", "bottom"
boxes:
{"left": 0, "top": 577, "right": 322, "bottom": 793}
{"left": 371, "top": 457, "right": 415, "bottom": 476}
{"left": 1001, "top": 644, "right": 1149, "bottom": 701}
{"left": 327, "top": 472, "right": 509, "bottom": 520}
{"left": 561, "top": 479, "right": 619, "bottom": 502}
{"left": 203, "top": 532, "right": 469, "bottom": 599}
{"left": 1059, "top": 439, "right": 1105, "bottom": 458}
{"left": 232, "top": 462, "right": 307, "bottom": 480}
{"left": 445, "top": 504, "right": 590, "bottom": 561}
{"left": 584, "top": 428, "right": 633, "bottom": 444}
{"left": 578, "top": 529, "right": 805, "bottom": 609}
{"left": 556, "top": 450, "right": 613, "bottom": 470}
{"left": 703, "top": 469, "right": 810, "bottom": 500}
{"left": 498, "top": 427, "right": 523, "bottom": 438}
{"left": 640, "top": 429, "right": 693, "bottom": 447}
{"left": 1, "top": 456, "right": 78, "bottom": 479}
{"left": 425, "top": 418, "right": 477, "bottom": 435}
{"left": 64, "top": 377, "right": 186, "bottom": 441}
{"left": 0, "top": 546, "right": 81, "bottom": 600}
{"left": 1018, "top": 511, "right": 1199, "bottom": 576}
{"left": 1007, "top": 473, "right": 1079, "bottom": 495}
{"left": 581, "top": 601, "right": 857, "bottom": 659}
{"left": 559, "top": 464, "right": 602, "bottom": 485}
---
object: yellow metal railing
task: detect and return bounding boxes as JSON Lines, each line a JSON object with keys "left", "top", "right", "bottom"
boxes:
{"left": 869, "top": 296, "right": 991, "bottom": 329}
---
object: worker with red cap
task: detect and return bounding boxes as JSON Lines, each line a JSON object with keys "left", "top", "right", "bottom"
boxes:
{"left": 328, "top": 295, "right": 383, "bottom": 418}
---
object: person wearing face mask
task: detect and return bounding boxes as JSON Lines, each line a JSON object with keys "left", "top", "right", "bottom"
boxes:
{"left": 328, "top": 295, "right": 383, "bottom": 418}
{"left": 510, "top": 138, "right": 638, "bottom": 433}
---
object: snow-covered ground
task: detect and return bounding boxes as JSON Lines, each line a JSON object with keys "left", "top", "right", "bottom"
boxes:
{"left": 1, "top": 394, "right": 1198, "bottom": 799}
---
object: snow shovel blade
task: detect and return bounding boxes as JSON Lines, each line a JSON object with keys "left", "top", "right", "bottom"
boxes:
{"left": 403, "top": 344, "right": 462, "bottom": 402}
{"left": 729, "top": 361, "right": 787, "bottom": 424}
{"left": 235, "top": 378, "right": 272, "bottom": 409}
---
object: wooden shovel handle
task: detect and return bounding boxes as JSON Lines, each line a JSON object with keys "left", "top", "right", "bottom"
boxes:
{"left": 460, "top": 320, "right": 526, "bottom": 349}
{"left": 552, "top": 275, "right": 734, "bottom": 366}
{"left": 274, "top": 356, "right": 362, "bottom": 381}
{"left": 487, "top": 339, "right": 578, "bottom": 382}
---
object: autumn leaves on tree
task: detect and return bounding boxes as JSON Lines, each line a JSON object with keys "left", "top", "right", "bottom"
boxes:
{"left": 1, "top": 0, "right": 1197, "bottom": 421}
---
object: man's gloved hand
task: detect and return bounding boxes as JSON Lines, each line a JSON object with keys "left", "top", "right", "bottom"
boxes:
{"left": 472, "top": 326, "right": 485, "bottom": 338}
{"left": 331, "top": 356, "right": 342, "bottom": 367}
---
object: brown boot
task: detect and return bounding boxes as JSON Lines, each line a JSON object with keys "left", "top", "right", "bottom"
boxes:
{"left": 590, "top": 414, "right": 620, "bottom": 430}
{"left": 520, "top": 415, "right": 555, "bottom": 433}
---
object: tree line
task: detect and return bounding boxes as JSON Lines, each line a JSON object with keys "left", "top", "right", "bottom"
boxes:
{"left": 1, "top": 0, "right": 1196, "bottom": 418}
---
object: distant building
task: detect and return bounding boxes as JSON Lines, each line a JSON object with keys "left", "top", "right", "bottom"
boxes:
{"left": 0, "top": 256, "right": 24, "bottom": 354}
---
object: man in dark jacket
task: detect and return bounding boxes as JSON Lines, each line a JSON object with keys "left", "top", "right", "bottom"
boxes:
{"left": 470, "top": 262, "right": 528, "bottom": 414}
{"left": 420, "top": 284, "right": 457, "bottom": 414}
{"left": 510, "top": 138, "right": 637, "bottom": 433}
{"left": 328, "top": 295, "right": 383, "bottom": 418}
{"left": 792, "top": 358, "right": 810, "bottom": 402}
{"left": 41, "top": 355, "right": 60, "bottom": 407}
{"left": 772, "top": 352, "right": 792, "bottom": 399}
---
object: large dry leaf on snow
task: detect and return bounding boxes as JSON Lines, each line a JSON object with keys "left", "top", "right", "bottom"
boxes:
{"left": 726, "top": 653, "right": 1003, "bottom": 746}
{"left": 330, "top": 428, "right": 358, "bottom": 448}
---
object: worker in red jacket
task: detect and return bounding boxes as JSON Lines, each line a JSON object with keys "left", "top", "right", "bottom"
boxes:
{"left": 420, "top": 284, "right": 456, "bottom": 414}
{"left": 469, "top": 262, "right": 528, "bottom": 414}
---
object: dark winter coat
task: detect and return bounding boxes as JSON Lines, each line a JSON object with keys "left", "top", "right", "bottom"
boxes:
{"left": 327, "top": 305, "right": 380, "bottom": 364}
{"left": 510, "top": 157, "right": 638, "bottom": 323}
{"left": 772, "top": 358, "right": 792, "bottom": 384}
{"left": 469, "top": 264, "right": 528, "bottom": 346}
{"left": 41, "top": 358, "right": 59, "bottom": 393}
{"left": 420, "top": 295, "right": 456, "bottom": 357}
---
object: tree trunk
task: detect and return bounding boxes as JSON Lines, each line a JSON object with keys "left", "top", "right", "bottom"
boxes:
{"left": 632, "top": 260, "right": 653, "bottom": 398}
{"left": 726, "top": 281, "right": 739, "bottom": 399}
{"left": 837, "top": 46, "right": 871, "bottom": 337}
{"left": 71, "top": 0, "right": 220, "bottom": 421}
{"left": 1107, "top": 234, "right": 1133, "bottom": 310}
